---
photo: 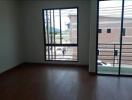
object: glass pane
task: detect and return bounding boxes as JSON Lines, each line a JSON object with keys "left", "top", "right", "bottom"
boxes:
{"left": 54, "top": 10, "right": 61, "bottom": 44}
{"left": 44, "top": 8, "right": 78, "bottom": 61}
{"left": 44, "top": 8, "right": 77, "bottom": 44}
{"left": 46, "top": 46, "right": 77, "bottom": 61}
{"left": 121, "top": 0, "right": 132, "bottom": 75}
{"left": 44, "top": 10, "right": 49, "bottom": 44}
{"left": 97, "top": 0, "right": 122, "bottom": 74}
{"left": 61, "top": 9, "right": 78, "bottom": 44}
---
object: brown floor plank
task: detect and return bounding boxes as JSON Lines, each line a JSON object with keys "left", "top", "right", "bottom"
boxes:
{"left": 0, "top": 64, "right": 132, "bottom": 100}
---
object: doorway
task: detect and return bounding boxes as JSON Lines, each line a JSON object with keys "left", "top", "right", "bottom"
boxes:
{"left": 97, "top": 0, "right": 132, "bottom": 76}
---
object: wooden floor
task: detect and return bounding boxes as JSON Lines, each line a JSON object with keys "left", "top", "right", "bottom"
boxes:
{"left": 0, "top": 64, "right": 132, "bottom": 100}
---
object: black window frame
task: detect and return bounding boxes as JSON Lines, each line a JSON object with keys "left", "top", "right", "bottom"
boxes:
{"left": 42, "top": 7, "right": 79, "bottom": 62}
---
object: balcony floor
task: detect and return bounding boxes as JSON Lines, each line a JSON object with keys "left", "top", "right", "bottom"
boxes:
{"left": 98, "top": 65, "right": 132, "bottom": 75}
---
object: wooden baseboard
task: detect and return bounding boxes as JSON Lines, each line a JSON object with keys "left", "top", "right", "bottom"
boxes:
{"left": 23, "top": 62, "right": 89, "bottom": 69}
{"left": 89, "top": 72, "right": 96, "bottom": 75}
{"left": 0, "top": 63, "right": 24, "bottom": 75}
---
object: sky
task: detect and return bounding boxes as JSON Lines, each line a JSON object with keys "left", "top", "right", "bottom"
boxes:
{"left": 99, "top": 0, "right": 132, "bottom": 18}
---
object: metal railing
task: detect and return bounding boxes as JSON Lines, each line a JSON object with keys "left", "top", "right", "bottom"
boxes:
{"left": 98, "top": 43, "right": 132, "bottom": 66}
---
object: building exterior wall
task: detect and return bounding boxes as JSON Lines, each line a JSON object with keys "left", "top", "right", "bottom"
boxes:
{"left": 98, "top": 17, "right": 132, "bottom": 65}
{"left": 69, "top": 15, "right": 77, "bottom": 60}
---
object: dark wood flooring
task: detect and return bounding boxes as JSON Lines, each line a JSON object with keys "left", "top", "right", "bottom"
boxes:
{"left": 0, "top": 64, "right": 132, "bottom": 100}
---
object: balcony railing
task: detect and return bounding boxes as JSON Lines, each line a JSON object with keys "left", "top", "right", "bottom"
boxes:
{"left": 98, "top": 43, "right": 132, "bottom": 66}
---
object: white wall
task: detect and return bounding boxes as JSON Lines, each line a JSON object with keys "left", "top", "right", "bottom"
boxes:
{"left": 0, "top": 1, "right": 23, "bottom": 73}
{"left": 22, "top": 0, "right": 91, "bottom": 66}
{"left": 0, "top": 0, "right": 97, "bottom": 73}
{"left": 89, "top": 0, "right": 98, "bottom": 72}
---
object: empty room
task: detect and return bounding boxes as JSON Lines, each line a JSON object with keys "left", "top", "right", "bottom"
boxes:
{"left": 0, "top": 0, "right": 132, "bottom": 100}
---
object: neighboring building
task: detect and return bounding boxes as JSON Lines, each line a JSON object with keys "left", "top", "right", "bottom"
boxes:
{"left": 69, "top": 14, "right": 77, "bottom": 61}
{"left": 98, "top": 16, "right": 132, "bottom": 44}
{"left": 98, "top": 16, "right": 132, "bottom": 65}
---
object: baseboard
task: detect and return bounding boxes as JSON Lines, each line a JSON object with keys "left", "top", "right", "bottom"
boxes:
{"left": 89, "top": 72, "right": 96, "bottom": 75}
{"left": 0, "top": 62, "right": 90, "bottom": 75}
{"left": 0, "top": 63, "right": 24, "bottom": 74}
{"left": 24, "top": 62, "right": 89, "bottom": 69}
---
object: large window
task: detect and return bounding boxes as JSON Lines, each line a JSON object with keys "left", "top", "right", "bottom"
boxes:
{"left": 42, "top": 8, "right": 78, "bottom": 61}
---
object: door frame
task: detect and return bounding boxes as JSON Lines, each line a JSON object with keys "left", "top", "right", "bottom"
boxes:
{"left": 96, "top": 0, "right": 132, "bottom": 77}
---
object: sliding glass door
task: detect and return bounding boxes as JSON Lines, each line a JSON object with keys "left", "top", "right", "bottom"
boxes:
{"left": 97, "top": 0, "right": 132, "bottom": 76}
{"left": 120, "top": 0, "right": 132, "bottom": 75}
{"left": 97, "top": 0, "right": 122, "bottom": 75}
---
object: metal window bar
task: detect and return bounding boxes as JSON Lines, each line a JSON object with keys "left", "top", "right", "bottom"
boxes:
{"left": 49, "top": 10, "right": 53, "bottom": 60}
{"left": 46, "top": 10, "right": 50, "bottom": 60}
{"left": 98, "top": 43, "right": 132, "bottom": 66}
{"left": 50, "top": 10, "right": 52, "bottom": 44}
{"left": 53, "top": 10, "right": 56, "bottom": 59}
{"left": 46, "top": 44, "right": 78, "bottom": 46}
{"left": 113, "top": 44, "right": 116, "bottom": 67}
{"left": 59, "top": 9, "right": 62, "bottom": 44}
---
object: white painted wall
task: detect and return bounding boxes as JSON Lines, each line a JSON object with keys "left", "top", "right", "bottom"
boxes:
{"left": 0, "top": 0, "right": 97, "bottom": 73}
{"left": 0, "top": 1, "right": 23, "bottom": 73}
{"left": 89, "top": 0, "right": 98, "bottom": 72}
{"left": 22, "top": 0, "right": 91, "bottom": 66}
